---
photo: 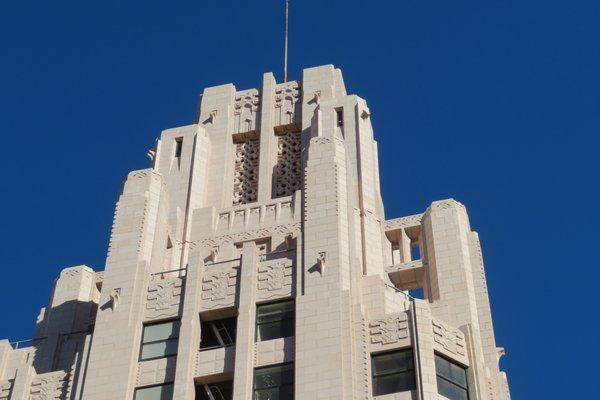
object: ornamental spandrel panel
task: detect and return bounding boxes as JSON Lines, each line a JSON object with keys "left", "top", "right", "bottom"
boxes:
{"left": 432, "top": 317, "right": 468, "bottom": 364}
{"left": 30, "top": 371, "right": 70, "bottom": 400}
{"left": 201, "top": 262, "right": 240, "bottom": 311}
{"left": 136, "top": 356, "right": 176, "bottom": 387}
{"left": 194, "top": 346, "right": 235, "bottom": 378}
{"left": 144, "top": 276, "right": 184, "bottom": 321}
{"left": 368, "top": 312, "right": 411, "bottom": 352}
{"left": 257, "top": 256, "right": 294, "bottom": 301}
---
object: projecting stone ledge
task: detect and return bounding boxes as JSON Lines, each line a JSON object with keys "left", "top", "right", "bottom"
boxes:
{"left": 386, "top": 260, "right": 426, "bottom": 290}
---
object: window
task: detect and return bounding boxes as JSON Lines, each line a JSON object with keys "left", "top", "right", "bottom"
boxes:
{"left": 253, "top": 363, "right": 294, "bottom": 400}
{"left": 435, "top": 354, "right": 469, "bottom": 400}
{"left": 197, "top": 380, "right": 233, "bottom": 400}
{"left": 336, "top": 108, "right": 344, "bottom": 127}
{"left": 371, "top": 349, "right": 416, "bottom": 396}
{"left": 200, "top": 316, "right": 237, "bottom": 350}
{"left": 174, "top": 138, "right": 183, "bottom": 158}
{"left": 134, "top": 383, "right": 174, "bottom": 400}
{"left": 139, "top": 320, "right": 180, "bottom": 361}
{"left": 255, "top": 300, "right": 294, "bottom": 342}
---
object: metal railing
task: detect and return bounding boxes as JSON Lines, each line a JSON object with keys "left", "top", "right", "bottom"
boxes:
{"left": 9, "top": 337, "right": 46, "bottom": 350}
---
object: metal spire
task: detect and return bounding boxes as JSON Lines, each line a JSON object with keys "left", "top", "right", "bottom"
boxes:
{"left": 283, "top": 0, "right": 289, "bottom": 82}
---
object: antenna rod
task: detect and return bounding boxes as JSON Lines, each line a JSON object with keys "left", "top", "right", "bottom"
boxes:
{"left": 283, "top": 0, "right": 289, "bottom": 82}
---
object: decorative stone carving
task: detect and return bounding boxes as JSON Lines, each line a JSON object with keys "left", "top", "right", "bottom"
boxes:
{"left": 201, "top": 269, "right": 238, "bottom": 310}
{"left": 234, "top": 90, "right": 260, "bottom": 133}
{"left": 382, "top": 214, "right": 423, "bottom": 231}
{"left": 274, "top": 81, "right": 300, "bottom": 128}
{"left": 0, "top": 380, "right": 12, "bottom": 400}
{"left": 30, "top": 371, "right": 70, "bottom": 400}
{"left": 257, "top": 258, "right": 293, "bottom": 300}
{"left": 190, "top": 222, "right": 301, "bottom": 249}
{"left": 369, "top": 314, "right": 409, "bottom": 345}
{"left": 233, "top": 139, "right": 260, "bottom": 205}
{"left": 145, "top": 276, "right": 183, "bottom": 321}
{"left": 432, "top": 318, "right": 467, "bottom": 357}
{"left": 274, "top": 131, "right": 301, "bottom": 197}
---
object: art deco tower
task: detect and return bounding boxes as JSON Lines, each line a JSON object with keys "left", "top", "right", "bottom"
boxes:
{"left": 0, "top": 65, "right": 510, "bottom": 400}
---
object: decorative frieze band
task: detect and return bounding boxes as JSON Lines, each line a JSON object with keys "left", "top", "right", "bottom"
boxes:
{"left": 189, "top": 222, "right": 301, "bottom": 249}
{"left": 382, "top": 214, "right": 423, "bottom": 231}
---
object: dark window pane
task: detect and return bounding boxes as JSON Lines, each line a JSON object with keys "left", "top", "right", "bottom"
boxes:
{"left": 254, "top": 364, "right": 293, "bottom": 389}
{"left": 437, "top": 377, "right": 469, "bottom": 400}
{"left": 371, "top": 350, "right": 416, "bottom": 396}
{"left": 372, "top": 350, "right": 414, "bottom": 375}
{"left": 253, "top": 363, "right": 294, "bottom": 400}
{"left": 256, "top": 320, "right": 294, "bottom": 342}
{"left": 435, "top": 355, "right": 468, "bottom": 389}
{"left": 257, "top": 302, "right": 294, "bottom": 323}
{"left": 373, "top": 371, "right": 416, "bottom": 396}
{"left": 256, "top": 301, "right": 294, "bottom": 342}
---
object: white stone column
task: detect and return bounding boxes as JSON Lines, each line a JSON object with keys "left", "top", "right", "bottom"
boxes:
{"left": 232, "top": 241, "right": 259, "bottom": 400}
{"left": 422, "top": 199, "right": 489, "bottom": 399}
{"left": 81, "top": 169, "right": 169, "bottom": 400}
{"left": 172, "top": 251, "right": 206, "bottom": 400}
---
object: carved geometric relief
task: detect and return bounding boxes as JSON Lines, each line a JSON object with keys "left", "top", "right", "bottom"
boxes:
{"left": 145, "top": 276, "right": 183, "bottom": 321}
{"left": 189, "top": 222, "right": 301, "bottom": 249}
{"left": 257, "top": 258, "right": 293, "bottom": 300}
{"left": 274, "top": 131, "right": 301, "bottom": 197}
{"left": 30, "top": 371, "right": 70, "bottom": 400}
{"left": 0, "top": 380, "right": 12, "bottom": 400}
{"left": 234, "top": 90, "right": 260, "bottom": 133}
{"left": 274, "top": 81, "right": 300, "bottom": 129}
{"left": 233, "top": 139, "right": 260, "bottom": 205}
{"left": 369, "top": 314, "right": 409, "bottom": 345}
{"left": 432, "top": 318, "right": 467, "bottom": 357}
{"left": 201, "top": 268, "right": 238, "bottom": 310}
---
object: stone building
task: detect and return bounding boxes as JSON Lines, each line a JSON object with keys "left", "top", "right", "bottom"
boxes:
{"left": 0, "top": 65, "right": 510, "bottom": 400}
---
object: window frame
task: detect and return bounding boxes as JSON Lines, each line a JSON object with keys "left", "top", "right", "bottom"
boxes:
{"left": 133, "top": 382, "right": 174, "bottom": 400}
{"left": 371, "top": 348, "right": 416, "bottom": 396}
{"left": 253, "top": 362, "right": 294, "bottom": 400}
{"left": 255, "top": 299, "right": 295, "bottom": 342}
{"left": 435, "top": 353, "right": 469, "bottom": 400}
{"left": 139, "top": 319, "right": 180, "bottom": 362}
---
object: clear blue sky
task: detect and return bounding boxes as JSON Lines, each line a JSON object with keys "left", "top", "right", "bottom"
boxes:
{"left": 1, "top": 1, "right": 598, "bottom": 398}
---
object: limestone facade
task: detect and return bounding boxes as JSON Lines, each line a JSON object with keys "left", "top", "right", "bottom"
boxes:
{"left": 0, "top": 65, "right": 510, "bottom": 400}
